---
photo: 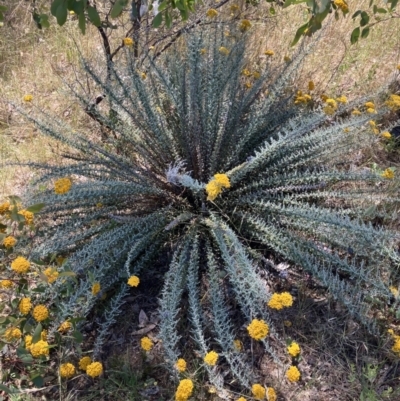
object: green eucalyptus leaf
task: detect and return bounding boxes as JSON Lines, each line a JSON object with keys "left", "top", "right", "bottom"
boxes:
{"left": 152, "top": 12, "right": 163, "bottom": 27}
{"left": 351, "top": 27, "right": 360, "bottom": 44}
{"left": 26, "top": 203, "right": 45, "bottom": 213}
{"left": 72, "top": 330, "right": 83, "bottom": 343}
{"left": 78, "top": 11, "right": 86, "bottom": 34}
{"left": 165, "top": 10, "right": 172, "bottom": 27}
{"left": 56, "top": 2, "right": 68, "bottom": 26}
{"left": 50, "top": 0, "right": 63, "bottom": 16}
{"left": 158, "top": 0, "right": 168, "bottom": 12}
{"left": 40, "top": 14, "right": 50, "bottom": 28}
{"left": 32, "top": 323, "right": 43, "bottom": 344}
{"left": 291, "top": 22, "right": 309, "bottom": 46}
{"left": 361, "top": 26, "right": 370, "bottom": 38}
{"left": 0, "top": 384, "right": 17, "bottom": 395}
{"left": 111, "top": 0, "right": 129, "bottom": 18}
{"left": 87, "top": 6, "right": 101, "bottom": 27}
{"left": 360, "top": 11, "right": 370, "bottom": 26}
{"left": 31, "top": 375, "right": 44, "bottom": 388}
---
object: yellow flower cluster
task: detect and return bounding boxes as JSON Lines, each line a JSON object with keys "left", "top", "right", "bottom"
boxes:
{"left": 390, "top": 286, "right": 399, "bottom": 297}
{"left": 264, "top": 49, "right": 274, "bottom": 56}
{"left": 58, "top": 321, "right": 72, "bottom": 333}
{"left": 127, "top": 275, "right": 140, "bottom": 287}
{"left": 237, "top": 397, "right": 246, "bottom": 401}
{"left": 206, "top": 8, "right": 218, "bottom": 18}
{"left": 23, "top": 94, "right": 33, "bottom": 102}
{"left": 54, "top": 177, "right": 72, "bottom": 194}
{"left": 239, "top": 19, "right": 252, "bottom": 32}
{"left": 123, "top": 37, "right": 134, "bottom": 46}
{"left": 251, "top": 384, "right": 265, "bottom": 400}
{"left": 204, "top": 350, "right": 219, "bottom": 366}
{"left": 79, "top": 356, "right": 92, "bottom": 371}
{"left": 369, "top": 120, "right": 379, "bottom": 135}
{"left": 30, "top": 340, "right": 49, "bottom": 357}
{"left": 334, "top": 0, "right": 349, "bottom": 12}
{"left": 0, "top": 201, "right": 10, "bottom": 214}
{"left": 44, "top": 267, "right": 59, "bottom": 283}
{"left": 141, "top": 336, "right": 154, "bottom": 351}
{"left": 205, "top": 173, "right": 231, "bottom": 201}
{"left": 32, "top": 305, "right": 49, "bottom": 322}
{"left": 5, "top": 327, "right": 22, "bottom": 341}
{"left": 86, "top": 361, "right": 103, "bottom": 377}
{"left": 92, "top": 282, "right": 101, "bottom": 295}
{"left": 365, "top": 101, "right": 376, "bottom": 114}
{"left": 3, "top": 236, "right": 16, "bottom": 248}
{"left": 381, "top": 168, "right": 394, "bottom": 180}
{"left": 18, "top": 210, "right": 34, "bottom": 225}
{"left": 19, "top": 297, "right": 32, "bottom": 315}
{"left": 336, "top": 95, "right": 348, "bottom": 103}
{"left": 267, "top": 387, "right": 277, "bottom": 401}
{"left": 286, "top": 365, "right": 301, "bottom": 382}
{"left": 25, "top": 335, "right": 33, "bottom": 350}
{"left": 267, "top": 292, "right": 293, "bottom": 310}
{"left": 352, "top": 109, "right": 362, "bottom": 116}
{"left": 323, "top": 98, "right": 337, "bottom": 115}
{"left": 294, "top": 90, "right": 312, "bottom": 105}
{"left": 175, "top": 358, "right": 187, "bottom": 372}
{"left": 200, "top": 48, "right": 207, "bottom": 55}
{"left": 386, "top": 94, "right": 400, "bottom": 111}
{"left": 287, "top": 341, "right": 301, "bottom": 357}
{"left": 247, "top": 319, "right": 269, "bottom": 340}
{"left": 233, "top": 339, "right": 243, "bottom": 351}
{"left": 175, "top": 379, "right": 194, "bottom": 401}
{"left": 60, "top": 363, "right": 76, "bottom": 378}
{"left": 219, "top": 46, "right": 230, "bottom": 56}
{"left": 0, "top": 279, "right": 13, "bottom": 288}
{"left": 388, "top": 329, "right": 400, "bottom": 354}
{"left": 11, "top": 256, "right": 30, "bottom": 274}
{"left": 381, "top": 131, "right": 392, "bottom": 139}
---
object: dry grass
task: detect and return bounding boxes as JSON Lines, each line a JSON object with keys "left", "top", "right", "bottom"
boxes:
{"left": 0, "top": 1, "right": 400, "bottom": 400}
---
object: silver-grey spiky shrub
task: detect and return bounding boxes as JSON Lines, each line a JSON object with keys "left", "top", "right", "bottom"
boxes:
{"left": 23, "top": 24, "right": 398, "bottom": 396}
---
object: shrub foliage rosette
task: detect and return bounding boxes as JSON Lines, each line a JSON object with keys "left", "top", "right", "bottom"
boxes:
{"left": 18, "top": 25, "right": 399, "bottom": 396}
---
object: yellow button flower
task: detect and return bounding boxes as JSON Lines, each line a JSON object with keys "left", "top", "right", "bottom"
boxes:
{"left": 60, "top": 363, "right": 76, "bottom": 378}
{"left": 92, "top": 282, "right": 101, "bottom": 295}
{"left": 175, "top": 379, "right": 193, "bottom": 401}
{"left": 32, "top": 305, "right": 49, "bottom": 322}
{"left": 175, "top": 358, "right": 187, "bottom": 372}
{"left": 247, "top": 319, "right": 269, "bottom": 340}
{"left": 251, "top": 383, "right": 265, "bottom": 400}
{"left": 287, "top": 341, "right": 301, "bottom": 357}
{"left": 123, "top": 37, "right": 134, "bottom": 46}
{"left": 19, "top": 298, "right": 32, "bottom": 315}
{"left": 141, "top": 336, "right": 154, "bottom": 351}
{"left": 204, "top": 350, "right": 218, "bottom": 366}
{"left": 127, "top": 275, "right": 140, "bottom": 287}
{"left": 206, "top": 9, "right": 218, "bottom": 18}
{"left": 86, "top": 361, "right": 103, "bottom": 378}
{"left": 23, "top": 94, "right": 33, "bottom": 102}
{"left": 286, "top": 365, "right": 301, "bottom": 382}
{"left": 58, "top": 321, "right": 72, "bottom": 334}
{"left": 3, "top": 236, "right": 17, "bottom": 248}
{"left": 11, "top": 256, "right": 30, "bottom": 274}
{"left": 79, "top": 356, "right": 92, "bottom": 371}
{"left": 54, "top": 177, "right": 72, "bottom": 194}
